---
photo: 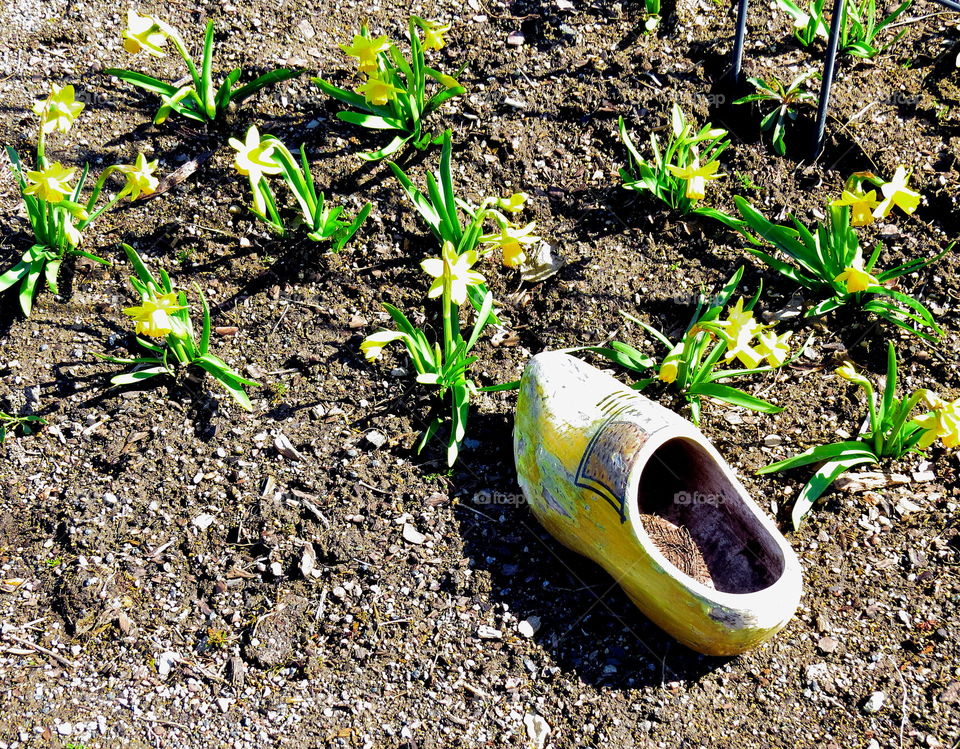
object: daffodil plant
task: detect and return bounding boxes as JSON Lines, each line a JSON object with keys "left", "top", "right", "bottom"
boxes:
{"left": 759, "top": 343, "right": 956, "bottom": 527}
{"left": 105, "top": 11, "right": 300, "bottom": 125}
{"left": 776, "top": 0, "right": 911, "bottom": 57}
{"left": 619, "top": 105, "right": 740, "bottom": 228}
{"left": 585, "top": 268, "right": 802, "bottom": 425}
{"left": 97, "top": 245, "right": 258, "bottom": 410}
{"left": 230, "top": 126, "right": 371, "bottom": 251}
{"left": 733, "top": 71, "right": 818, "bottom": 156}
{"left": 313, "top": 17, "right": 466, "bottom": 160}
{"left": 0, "top": 412, "right": 45, "bottom": 443}
{"left": 734, "top": 169, "right": 949, "bottom": 341}
{"left": 361, "top": 241, "right": 511, "bottom": 465}
{"left": 389, "top": 130, "right": 540, "bottom": 309}
{"left": 2, "top": 85, "right": 160, "bottom": 315}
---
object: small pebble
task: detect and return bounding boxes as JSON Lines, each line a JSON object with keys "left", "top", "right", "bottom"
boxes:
{"left": 402, "top": 524, "right": 426, "bottom": 545}
{"left": 862, "top": 691, "right": 886, "bottom": 713}
{"left": 477, "top": 625, "right": 502, "bottom": 639}
{"left": 192, "top": 513, "right": 216, "bottom": 530}
{"left": 518, "top": 616, "right": 541, "bottom": 638}
{"left": 817, "top": 636, "right": 839, "bottom": 654}
{"left": 365, "top": 431, "right": 387, "bottom": 449}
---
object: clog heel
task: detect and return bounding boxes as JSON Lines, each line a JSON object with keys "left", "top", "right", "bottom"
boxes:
{"left": 513, "top": 352, "right": 802, "bottom": 656}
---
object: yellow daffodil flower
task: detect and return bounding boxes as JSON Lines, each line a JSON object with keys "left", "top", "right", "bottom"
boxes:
{"left": 480, "top": 222, "right": 540, "bottom": 268}
{"left": 755, "top": 329, "right": 792, "bottom": 368}
{"left": 24, "top": 162, "right": 76, "bottom": 203}
{"left": 122, "top": 292, "right": 186, "bottom": 338}
{"left": 340, "top": 34, "right": 390, "bottom": 74}
{"left": 835, "top": 361, "right": 873, "bottom": 391}
{"left": 497, "top": 192, "right": 529, "bottom": 214}
{"left": 834, "top": 261, "right": 880, "bottom": 294}
{"left": 229, "top": 126, "right": 283, "bottom": 213}
{"left": 914, "top": 397, "right": 960, "bottom": 449}
{"left": 722, "top": 322, "right": 765, "bottom": 369}
{"left": 63, "top": 219, "right": 83, "bottom": 247}
{"left": 873, "top": 166, "right": 921, "bottom": 218}
{"left": 122, "top": 10, "right": 168, "bottom": 57}
{"left": 360, "top": 330, "right": 407, "bottom": 361}
{"left": 32, "top": 84, "right": 85, "bottom": 134}
{"left": 356, "top": 74, "right": 403, "bottom": 106}
{"left": 118, "top": 153, "right": 159, "bottom": 201}
{"left": 420, "top": 20, "right": 451, "bottom": 50}
{"left": 715, "top": 298, "right": 755, "bottom": 335}
{"left": 658, "top": 340, "right": 684, "bottom": 383}
{"left": 229, "top": 126, "right": 282, "bottom": 178}
{"left": 830, "top": 189, "right": 879, "bottom": 227}
{"left": 421, "top": 241, "right": 485, "bottom": 306}
{"left": 667, "top": 158, "right": 724, "bottom": 201}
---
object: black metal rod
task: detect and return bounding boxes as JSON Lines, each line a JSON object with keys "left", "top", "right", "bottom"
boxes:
{"left": 731, "top": 0, "right": 750, "bottom": 84}
{"left": 811, "top": 0, "right": 846, "bottom": 159}
{"left": 930, "top": 0, "right": 960, "bottom": 11}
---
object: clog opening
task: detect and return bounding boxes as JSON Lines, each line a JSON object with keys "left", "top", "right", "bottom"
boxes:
{"left": 636, "top": 437, "right": 784, "bottom": 594}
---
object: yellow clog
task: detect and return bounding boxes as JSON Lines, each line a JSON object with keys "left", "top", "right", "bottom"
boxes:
{"left": 514, "top": 352, "right": 802, "bottom": 656}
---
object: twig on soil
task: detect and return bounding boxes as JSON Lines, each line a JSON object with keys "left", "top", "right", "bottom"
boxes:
{"left": 357, "top": 480, "right": 392, "bottom": 495}
{"left": 458, "top": 504, "right": 498, "bottom": 523}
{"left": 1, "top": 632, "right": 76, "bottom": 670}
{"left": 889, "top": 655, "right": 908, "bottom": 749}
{"left": 270, "top": 305, "right": 291, "bottom": 336}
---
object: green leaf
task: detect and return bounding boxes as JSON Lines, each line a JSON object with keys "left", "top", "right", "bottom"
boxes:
{"left": 806, "top": 295, "right": 846, "bottom": 317}
{"left": 336, "top": 111, "right": 406, "bottom": 130}
{"left": 230, "top": 68, "right": 303, "bottom": 106}
{"left": 438, "top": 130, "right": 458, "bottom": 239}
{"left": 200, "top": 20, "right": 216, "bottom": 116}
{"left": 193, "top": 358, "right": 254, "bottom": 411}
{"left": 19, "top": 258, "right": 45, "bottom": 317}
{"left": 758, "top": 440, "right": 876, "bottom": 474}
{"left": 791, "top": 455, "right": 878, "bottom": 528}
{"left": 0, "top": 260, "right": 31, "bottom": 294}
{"left": 331, "top": 202, "right": 372, "bottom": 253}
{"left": 687, "top": 382, "right": 782, "bottom": 413}
{"left": 478, "top": 380, "right": 520, "bottom": 392}
{"left": 358, "top": 133, "right": 410, "bottom": 161}
{"left": 417, "top": 417, "right": 442, "bottom": 454}
{"left": 112, "top": 366, "right": 170, "bottom": 385}
{"left": 465, "top": 291, "right": 494, "bottom": 352}
{"left": 215, "top": 68, "right": 243, "bottom": 110}
{"left": 388, "top": 161, "right": 442, "bottom": 234}
{"left": 103, "top": 69, "right": 178, "bottom": 96}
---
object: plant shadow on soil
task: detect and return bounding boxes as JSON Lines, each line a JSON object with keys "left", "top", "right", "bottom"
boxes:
{"left": 445, "top": 413, "right": 729, "bottom": 690}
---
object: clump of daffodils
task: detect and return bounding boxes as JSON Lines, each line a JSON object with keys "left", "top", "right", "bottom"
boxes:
{"left": 313, "top": 17, "right": 465, "bottom": 159}
{"left": 619, "top": 104, "right": 739, "bottom": 228}
{"left": 360, "top": 240, "right": 500, "bottom": 465}
{"left": 106, "top": 10, "right": 300, "bottom": 124}
{"left": 98, "top": 245, "right": 258, "bottom": 411}
{"left": 389, "top": 130, "right": 543, "bottom": 279}
{"left": 733, "top": 164, "right": 946, "bottom": 342}
{"left": 588, "top": 267, "right": 800, "bottom": 425}
{"left": 760, "top": 343, "right": 957, "bottom": 528}
{"left": 228, "top": 125, "right": 371, "bottom": 250}
{"left": 2, "top": 84, "right": 161, "bottom": 316}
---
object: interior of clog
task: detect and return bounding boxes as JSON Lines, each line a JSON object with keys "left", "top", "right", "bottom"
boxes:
{"left": 636, "top": 437, "right": 784, "bottom": 594}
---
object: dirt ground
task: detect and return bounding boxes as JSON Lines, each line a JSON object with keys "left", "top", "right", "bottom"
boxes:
{"left": 1, "top": 0, "right": 959, "bottom": 746}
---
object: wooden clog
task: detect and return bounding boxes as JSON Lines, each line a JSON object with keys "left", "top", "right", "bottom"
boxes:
{"left": 514, "top": 352, "right": 802, "bottom": 656}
